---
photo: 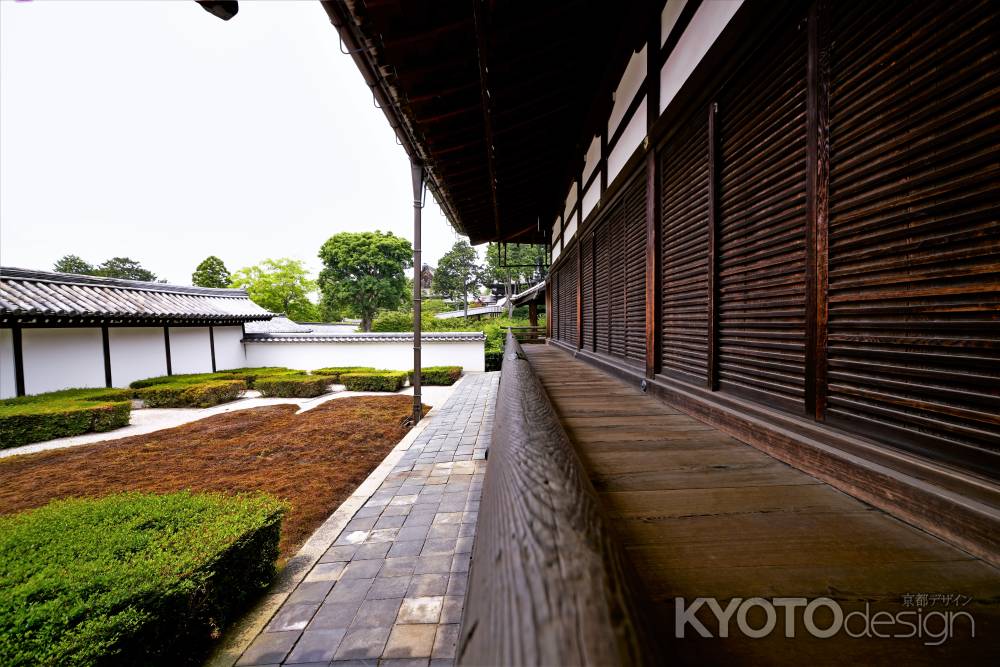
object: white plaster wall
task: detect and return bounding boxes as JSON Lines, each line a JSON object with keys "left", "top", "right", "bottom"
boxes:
{"left": 244, "top": 339, "right": 485, "bottom": 373}
{"left": 608, "top": 99, "right": 647, "bottom": 182}
{"left": 552, "top": 243, "right": 562, "bottom": 263}
{"left": 660, "top": 0, "right": 743, "bottom": 113}
{"left": 213, "top": 326, "right": 247, "bottom": 371}
{"left": 661, "top": 0, "right": 689, "bottom": 46}
{"left": 0, "top": 329, "right": 15, "bottom": 399}
{"left": 581, "top": 181, "right": 601, "bottom": 222}
{"left": 608, "top": 45, "right": 647, "bottom": 136}
{"left": 582, "top": 135, "right": 601, "bottom": 184}
{"left": 22, "top": 328, "right": 105, "bottom": 395}
{"left": 564, "top": 213, "right": 578, "bottom": 242}
{"left": 108, "top": 327, "right": 168, "bottom": 388}
{"left": 168, "top": 327, "right": 213, "bottom": 375}
{"left": 563, "top": 182, "right": 578, "bottom": 223}
{"left": 552, "top": 216, "right": 561, "bottom": 246}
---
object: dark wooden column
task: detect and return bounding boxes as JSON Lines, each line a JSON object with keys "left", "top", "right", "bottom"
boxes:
{"left": 805, "top": 0, "right": 830, "bottom": 420}
{"left": 545, "top": 278, "right": 552, "bottom": 340}
{"left": 101, "top": 325, "right": 112, "bottom": 388}
{"left": 528, "top": 302, "right": 538, "bottom": 327}
{"left": 644, "top": 15, "right": 662, "bottom": 380}
{"left": 209, "top": 325, "right": 217, "bottom": 372}
{"left": 163, "top": 326, "right": 173, "bottom": 376}
{"left": 576, "top": 242, "right": 583, "bottom": 349}
{"left": 12, "top": 325, "right": 25, "bottom": 397}
{"left": 706, "top": 102, "right": 720, "bottom": 391}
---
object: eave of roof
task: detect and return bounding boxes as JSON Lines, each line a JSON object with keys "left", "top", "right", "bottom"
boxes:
{"left": 243, "top": 331, "right": 487, "bottom": 343}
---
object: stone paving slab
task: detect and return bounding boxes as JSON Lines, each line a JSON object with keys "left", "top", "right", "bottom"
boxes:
{"left": 236, "top": 372, "right": 499, "bottom": 667}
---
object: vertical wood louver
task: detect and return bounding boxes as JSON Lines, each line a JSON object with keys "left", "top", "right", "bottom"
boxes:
{"left": 624, "top": 171, "right": 648, "bottom": 364}
{"left": 581, "top": 234, "right": 594, "bottom": 351}
{"left": 717, "top": 22, "right": 809, "bottom": 414}
{"left": 608, "top": 203, "right": 627, "bottom": 359}
{"left": 826, "top": 0, "right": 1000, "bottom": 475}
{"left": 659, "top": 111, "right": 710, "bottom": 384}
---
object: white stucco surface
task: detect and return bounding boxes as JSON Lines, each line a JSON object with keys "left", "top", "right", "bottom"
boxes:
{"left": 213, "top": 325, "right": 246, "bottom": 371}
{"left": 0, "top": 329, "right": 15, "bottom": 399}
{"left": 608, "top": 98, "right": 647, "bottom": 182}
{"left": 659, "top": 0, "right": 743, "bottom": 113}
{"left": 244, "top": 339, "right": 485, "bottom": 372}
{"left": 581, "top": 180, "right": 600, "bottom": 222}
{"left": 168, "top": 326, "right": 213, "bottom": 375}
{"left": 108, "top": 327, "right": 168, "bottom": 388}
{"left": 22, "top": 328, "right": 105, "bottom": 394}
{"left": 608, "top": 45, "right": 647, "bottom": 136}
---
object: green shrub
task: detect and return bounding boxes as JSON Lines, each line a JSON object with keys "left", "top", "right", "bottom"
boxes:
{"left": 371, "top": 310, "right": 414, "bottom": 332}
{"left": 131, "top": 368, "right": 297, "bottom": 391}
{"left": 134, "top": 379, "right": 247, "bottom": 408}
{"left": 129, "top": 372, "right": 219, "bottom": 390}
{"left": 485, "top": 349, "right": 503, "bottom": 372}
{"left": 409, "top": 366, "right": 462, "bottom": 385}
{"left": 218, "top": 367, "right": 297, "bottom": 389}
{"left": 0, "top": 388, "right": 132, "bottom": 449}
{"left": 311, "top": 366, "right": 377, "bottom": 382}
{"left": 341, "top": 371, "right": 407, "bottom": 392}
{"left": 255, "top": 375, "right": 331, "bottom": 398}
{"left": 0, "top": 491, "right": 284, "bottom": 667}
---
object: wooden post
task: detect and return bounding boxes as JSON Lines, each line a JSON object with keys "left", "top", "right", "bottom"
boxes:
{"left": 12, "top": 324, "right": 25, "bottom": 397}
{"left": 805, "top": 0, "right": 830, "bottom": 420}
{"left": 411, "top": 160, "right": 425, "bottom": 424}
{"left": 163, "top": 326, "right": 172, "bottom": 376}
{"left": 644, "top": 149, "right": 660, "bottom": 379}
{"left": 529, "top": 302, "right": 538, "bottom": 327}
{"left": 545, "top": 277, "right": 552, "bottom": 340}
{"left": 209, "top": 325, "right": 217, "bottom": 373}
{"left": 576, "top": 242, "right": 583, "bottom": 349}
{"left": 101, "top": 325, "right": 112, "bottom": 388}
{"left": 706, "top": 102, "right": 720, "bottom": 391}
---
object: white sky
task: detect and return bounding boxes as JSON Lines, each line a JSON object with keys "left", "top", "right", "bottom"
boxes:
{"left": 0, "top": 0, "right": 466, "bottom": 285}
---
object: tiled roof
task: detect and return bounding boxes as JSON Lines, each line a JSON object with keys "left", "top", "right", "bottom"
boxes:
{"left": 243, "top": 331, "right": 486, "bottom": 343}
{"left": 435, "top": 304, "right": 504, "bottom": 319}
{"left": 0, "top": 267, "right": 273, "bottom": 323}
{"left": 244, "top": 316, "right": 314, "bottom": 334}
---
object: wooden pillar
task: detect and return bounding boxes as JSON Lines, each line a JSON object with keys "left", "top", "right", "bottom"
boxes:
{"left": 576, "top": 242, "right": 583, "bottom": 349}
{"left": 101, "top": 325, "right": 112, "bottom": 388}
{"left": 644, "top": 150, "right": 660, "bottom": 379}
{"left": 163, "top": 326, "right": 173, "bottom": 376}
{"left": 545, "top": 278, "right": 552, "bottom": 340}
{"left": 706, "top": 102, "right": 720, "bottom": 391}
{"left": 529, "top": 302, "right": 538, "bottom": 327}
{"left": 805, "top": 0, "right": 830, "bottom": 420}
{"left": 12, "top": 324, "right": 25, "bottom": 397}
{"left": 209, "top": 325, "right": 217, "bottom": 372}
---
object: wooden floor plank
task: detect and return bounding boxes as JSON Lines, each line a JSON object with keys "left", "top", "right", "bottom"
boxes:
{"left": 522, "top": 344, "right": 1000, "bottom": 664}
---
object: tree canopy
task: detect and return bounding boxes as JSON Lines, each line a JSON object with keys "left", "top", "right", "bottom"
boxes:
{"left": 230, "top": 258, "right": 317, "bottom": 321}
{"left": 482, "top": 242, "right": 547, "bottom": 285}
{"left": 191, "top": 256, "right": 231, "bottom": 288}
{"left": 53, "top": 255, "right": 158, "bottom": 281}
{"left": 433, "top": 240, "right": 482, "bottom": 317}
{"left": 318, "top": 231, "right": 412, "bottom": 332}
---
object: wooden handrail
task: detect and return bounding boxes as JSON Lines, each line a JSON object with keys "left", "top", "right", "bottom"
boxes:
{"left": 458, "top": 333, "right": 655, "bottom": 666}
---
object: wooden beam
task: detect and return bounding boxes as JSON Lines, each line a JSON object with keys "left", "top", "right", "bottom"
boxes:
{"left": 209, "top": 325, "right": 217, "bottom": 373}
{"left": 12, "top": 325, "right": 25, "bottom": 397}
{"left": 163, "top": 326, "right": 173, "bottom": 376}
{"left": 101, "top": 325, "right": 112, "bottom": 388}
{"left": 805, "top": 0, "right": 830, "bottom": 420}
{"left": 706, "top": 102, "right": 720, "bottom": 391}
{"left": 458, "top": 333, "right": 656, "bottom": 665}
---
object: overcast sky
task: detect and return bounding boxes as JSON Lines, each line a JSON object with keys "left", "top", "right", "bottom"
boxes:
{"left": 0, "top": 0, "right": 465, "bottom": 285}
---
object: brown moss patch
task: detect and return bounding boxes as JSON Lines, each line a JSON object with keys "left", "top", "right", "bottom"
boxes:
{"left": 0, "top": 396, "right": 426, "bottom": 562}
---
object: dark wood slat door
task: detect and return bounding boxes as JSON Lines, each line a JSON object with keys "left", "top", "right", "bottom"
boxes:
{"left": 717, "top": 19, "right": 809, "bottom": 414}
{"left": 624, "top": 170, "right": 648, "bottom": 365}
{"left": 826, "top": 0, "right": 1000, "bottom": 478}
{"left": 659, "top": 110, "right": 710, "bottom": 384}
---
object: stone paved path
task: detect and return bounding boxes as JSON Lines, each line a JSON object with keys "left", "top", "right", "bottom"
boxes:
{"left": 236, "top": 372, "right": 498, "bottom": 666}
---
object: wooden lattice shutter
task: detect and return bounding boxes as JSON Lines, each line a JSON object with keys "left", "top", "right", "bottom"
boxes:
{"left": 624, "top": 171, "right": 648, "bottom": 364}
{"left": 717, "top": 20, "right": 809, "bottom": 413}
{"left": 660, "top": 111, "right": 710, "bottom": 383}
{"left": 581, "top": 234, "right": 594, "bottom": 351}
{"left": 561, "top": 246, "right": 579, "bottom": 347}
{"left": 595, "top": 224, "right": 611, "bottom": 355}
{"left": 826, "top": 0, "right": 1000, "bottom": 476}
{"left": 608, "top": 205, "right": 627, "bottom": 359}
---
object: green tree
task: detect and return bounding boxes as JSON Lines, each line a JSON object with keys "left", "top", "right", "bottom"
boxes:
{"left": 318, "top": 231, "right": 412, "bottom": 332}
{"left": 433, "top": 240, "right": 482, "bottom": 319}
{"left": 482, "top": 242, "right": 547, "bottom": 285}
{"left": 230, "top": 258, "right": 317, "bottom": 320}
{"left": 191, "top": 256, "right": 231, "bottom": 288}
{"left": 53, "top": 255, "right": 95, "bottom": 275}
{"left": 94, "top": 257, "right": 158, "bottom": 281}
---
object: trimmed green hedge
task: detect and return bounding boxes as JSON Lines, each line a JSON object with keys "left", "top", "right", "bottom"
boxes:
{"left": 409, "top": 366, "right": 462, "bottom": 386}
{"left": 134, "top": 379, "right": 247, "bottom": 408}
{"left": 130, "top": 368, "right": 297, "bottom": 391}
{"left": 341, "top": 371, "right": 408, "bottom": 392}
{"left": 311, "top": 366, "right": 377, "bottom": 382}
{"left": 0, "top": 492, "right": 284, "bottom": 667}
{"left": 255, "top": 375, "right": 332, "bottom": 398}
{"left": 217, "top": 367, "right": 297, "bottom": 389}
{"left": 0, "top": 388, "right": 132, "bottom": 449}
